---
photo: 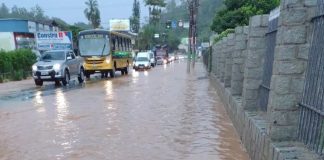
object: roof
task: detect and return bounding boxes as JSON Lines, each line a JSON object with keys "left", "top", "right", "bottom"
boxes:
{"left": 0, "top": 18, "right": 28, "bottom": 22}
{"left": 0, "top": 18, "right": 58, "bottom": 26}
{"left": 79, "top": 29, "right": 137, "bottom": 38}
{"left": 37, "top": 20, "right": 58, "bottom": 26}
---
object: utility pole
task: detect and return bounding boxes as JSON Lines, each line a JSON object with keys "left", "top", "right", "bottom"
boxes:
{"left": 187, "top": 0, "right": 199, "bottom": 73}
{"left": 187, "top": 0, "right": 193, "bottom": 73}
{"left": 192, "top": 0, "right": 198, "bottom": 69}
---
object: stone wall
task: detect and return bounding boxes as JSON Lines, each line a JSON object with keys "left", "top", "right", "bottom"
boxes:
{"left": 209, "top": 0, "right": 319, "bottom": 159}
{"left": 224, "top": 33, "right": 235, "bottom": 88}
{"left": 231, "top": 26, "right": 248, "bottom": 96}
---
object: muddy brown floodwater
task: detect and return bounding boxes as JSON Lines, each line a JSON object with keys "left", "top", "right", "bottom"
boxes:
{"left": 0, "top": 60, "right": 250, "bottom": 160}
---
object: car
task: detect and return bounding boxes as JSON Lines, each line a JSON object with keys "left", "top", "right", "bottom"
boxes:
{"left": 133, "top": 52, "right": 151, "bottom": 70}
{"left": 156, "top": 56, "right": 167, "bottom": 65}
{"left": 32, "top": 50, "right": 85, "bottom": 86}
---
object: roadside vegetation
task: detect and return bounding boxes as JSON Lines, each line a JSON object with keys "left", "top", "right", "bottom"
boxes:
{"left": 211, "top": 0, "right": 280, "bottom": 41}
{"left": 0, "top": 49, "right": 37, "bottom": 82}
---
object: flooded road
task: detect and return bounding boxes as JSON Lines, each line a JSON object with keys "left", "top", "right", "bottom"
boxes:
{"left": 0, "top": 61, "right": 249, "bottom": 160}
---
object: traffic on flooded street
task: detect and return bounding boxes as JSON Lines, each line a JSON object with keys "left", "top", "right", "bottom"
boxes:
{"left": 0, "top": 62, "right": 249, "bottom": 160}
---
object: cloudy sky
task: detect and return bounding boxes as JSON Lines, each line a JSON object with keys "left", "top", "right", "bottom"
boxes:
{"left": 1, "top": 0, "right": 150, "bottom": 26}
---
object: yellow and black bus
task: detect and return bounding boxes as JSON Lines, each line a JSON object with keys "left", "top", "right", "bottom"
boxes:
{"left": 78, "top": 29, "right": 134, "bottom": 78}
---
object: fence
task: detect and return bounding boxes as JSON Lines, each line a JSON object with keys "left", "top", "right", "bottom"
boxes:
{"left": 258, "top": 13, "right": 279, "bottom": 111}
{"left": 298, "top": 0, "right": 324, "bottom": 155}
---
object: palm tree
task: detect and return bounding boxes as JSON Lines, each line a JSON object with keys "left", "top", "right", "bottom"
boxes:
{"left": 84, "top": 0, "right": 101, "bottom": 28}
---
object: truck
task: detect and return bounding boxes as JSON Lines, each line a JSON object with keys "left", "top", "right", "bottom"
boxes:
{"left": 32, "top": 50, "right": 85, "bottom": 86}
{"left": 154, "top": 45, "right": 169, "bottom": 65}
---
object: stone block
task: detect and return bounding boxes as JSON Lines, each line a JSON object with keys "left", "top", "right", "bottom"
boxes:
{"left": 235, "top": 34, "right": 247, "bottom": 41}
{"left": 261, "top": 15, "right": 269, "bottom": 27}
{"left": 281, "top": 26, "right": 307, "bottom": 44}
{"left": 281, "top": 0, "right": 303, "bottom": 8}
{"left": 297, "top": 44, "right": 310, "bottom": 60}
{"left": 248, "top": 37, "right": 267, "bottom": 49}
{"left": 291, "top": 78, "right": 305, "bottom": 93}
{"left": 304, "top": 0, "right": 317, "bottom": 7}
{"left": 243, "top": 26, "right": 249, "bottom": 34}
{"left": 245, "top": 50, "right": 265, "bottom": 68}
{"left": 244, "top": 79, "right": 262, "bottom": 90}
{"left": 268, "top": 92, "right": 299, "bottom": 110}
{"left": 243, "top": 99, "right": 258, "bottom": 110}
{"left": 244, "top": 67, "right": 263, "bottom": 79}
{"left": 274, "top": 45, "right": 297, "bottom": 61}
{"left": 233, "top": 58, "right": 244, "bottom": 64}
{"left": 281, "top": 8, "right": 307, "bottom": 25}
{"left": 235, "top": 40, "right": 247, "bottom": 50}
{"left": 244, "top": 89, "right": 259, "bottom": 100}
{"left": 249, "top": 27, "right": 268, "bottom": 37}
{"left": 274, "top": 60, "right": 306, "bottom": 75}
{"left": 250, "top": 15, "right": 268, "bottom": 27}
{"left": 271, "top": 76, "right": 291, "bottom": 95}
{"left": 235, "top": 26, "right": 244, "bottom": 34}
{"left": 269, "top": 110, "right": 299, "bottom": 126}
{"left": 250, "top": 15, "right": 262, "bottom": 27}
{"left": 268, "top": 125, "right": 298, "bottom": 141}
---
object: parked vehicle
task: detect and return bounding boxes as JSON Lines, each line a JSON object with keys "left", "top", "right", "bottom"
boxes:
{"left": 149, "top": 51, "right": 156, "bottom": 67}
{"left": 133, "top": 52, "right": 151, "bottom": 70}
{"left": 32, "top": 50, "right": 85, "bottom": 86}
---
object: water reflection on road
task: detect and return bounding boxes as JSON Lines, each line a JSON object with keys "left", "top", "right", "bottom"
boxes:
{"left": 0, "top": 61, "right": 249, "bottom": 160}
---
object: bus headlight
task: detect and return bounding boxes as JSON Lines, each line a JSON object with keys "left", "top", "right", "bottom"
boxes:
{"left": 53, "top": 64, "right": 61, "bottom": 71}
{"left": 105, "top": 57, "right": 111, "bottom": 63}
{"left": 32, "top": 65, "right": 37, "bottom": 71}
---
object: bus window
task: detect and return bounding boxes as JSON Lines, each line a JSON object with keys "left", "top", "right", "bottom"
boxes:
{"left": 121, "top": 38, "right": 124, "bottom": 51}
{"left": 111, "top": 36, "right": 116, "bottom": 51}
{"left": 118, "top": 37, "right": 121, "bottom": 51}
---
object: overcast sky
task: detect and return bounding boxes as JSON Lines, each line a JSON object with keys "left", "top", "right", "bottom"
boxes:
{"left": 1, "top": 0, "right": 150, "bottom": 26}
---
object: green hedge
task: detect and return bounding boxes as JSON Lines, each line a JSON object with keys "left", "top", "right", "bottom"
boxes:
{"left": 213, "top": 28, "right": 235, "bottom": 44}
{"left": 0, "top": 49, "right": 37, "bottom": 82}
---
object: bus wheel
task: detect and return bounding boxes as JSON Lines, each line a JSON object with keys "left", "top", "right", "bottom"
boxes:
{"left": 125, "top": 67, "right": 129, "bottom": 75}
{"left": 85, "top": 72, "right": 90, "bottom": 79}
{"left": 110, "top": 70, "right": 115, "bottom": 78}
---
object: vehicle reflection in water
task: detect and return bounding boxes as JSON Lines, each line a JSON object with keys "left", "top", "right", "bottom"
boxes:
{"left": 132, "top": 70, "right": 139, "bottom": 84}
{"left": 144, "top": 71, "right": 149, "bottom": 76}
{"left": 34, "top": 91, "right": 45, "bottom": 113}
{"left": 54, "top": 89, "right": 78, "bottom": 157}
{"left": 105, "top": 81, "right": 114, "bottom": 110}
{"left": 163, "top": 64, "right": 167, "bottom": 70}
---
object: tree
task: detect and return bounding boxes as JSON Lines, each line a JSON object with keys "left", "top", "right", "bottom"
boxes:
{"left": 74, "top": 22, "right": 92, "bottom": 30}
{"left": 84, "top": 0, "right": 101, "bottom": 29}
{"left": 211, "top": 0, "right": 280, "bottom": 33}
{"left": 144, "top": 0, "right": 166, "bottom": 24}
{"left": 0, "top": 3, "right": 9, "bottom": 18}
{"left": 31, "top": 5, "right": 45, "bottom": 21}
{"left": 130, "top": 0, "right": 140, "bottom": 33}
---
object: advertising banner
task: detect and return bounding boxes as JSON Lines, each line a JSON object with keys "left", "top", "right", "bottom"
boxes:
{"left": 35, "top": 31, "right": 73, "bottom": 50}
{"left": 109, "top": 19, "right": 130, "bottom": 31}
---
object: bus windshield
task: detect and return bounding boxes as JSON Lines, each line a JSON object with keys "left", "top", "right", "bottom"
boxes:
{"left": 79, "top": 35, "right": 110, "bottom": 56}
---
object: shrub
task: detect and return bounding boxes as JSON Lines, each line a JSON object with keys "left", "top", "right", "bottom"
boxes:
{"left": 0, "top": 49, "right": 36, "bottom": 82}
{"left": 213, "top": 28, "right": 235, "bottom": 44}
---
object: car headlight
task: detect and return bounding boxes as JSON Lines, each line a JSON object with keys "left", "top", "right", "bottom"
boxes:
{"left": 53, "top": 64, "right": 61, "bottom": 71}
{"left": 32, "top": 65, "right": 37, "bottom": 71}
